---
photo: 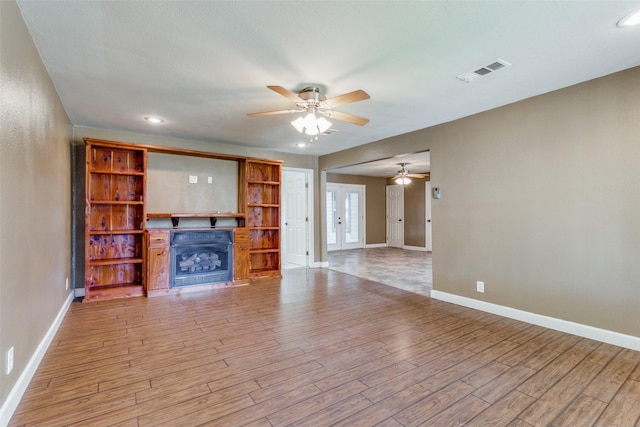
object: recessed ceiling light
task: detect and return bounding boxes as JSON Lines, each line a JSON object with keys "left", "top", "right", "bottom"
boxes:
{"left": 144, "top": 116, "right": 164, "bottom": 124}
{"left": 617, "top": 9, "right": 640, "bottom": 27}
{"left": 295, "top": 142, "right": 307, "bottom": 148}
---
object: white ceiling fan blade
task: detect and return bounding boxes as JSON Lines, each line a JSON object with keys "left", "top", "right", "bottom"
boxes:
{"left": 324, "top": 90, "right": 370, "bottom": 108}
{"left": 247, "top": 109, "right": 301, "bottom": 117}
{"left": 327, "top": 110, "right": 369, "bottom": 126}
{"left": 267, "top": 85, "right": 304, "bottom": 102}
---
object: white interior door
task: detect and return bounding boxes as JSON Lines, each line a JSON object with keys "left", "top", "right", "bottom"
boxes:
{"left": 282, "top": 169, "right": 310, "bottom": 267}
{"left": 386, "top": 184, "right": 404, "bottom": 248}
{"left": 327, "top": 183, "right": 365, "bottom": 251}
{"left": 426, "top": 182, "right": 433, "bottom": 251}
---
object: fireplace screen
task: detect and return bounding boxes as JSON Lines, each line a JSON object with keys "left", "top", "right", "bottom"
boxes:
{"left": 170, "top": 230, "right": 233, "bottom": 287}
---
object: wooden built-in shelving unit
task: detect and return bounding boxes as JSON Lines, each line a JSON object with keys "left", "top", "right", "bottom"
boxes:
{"left": 84, "top": 141, "right": 147, "bottom": 302}
{"left": 83, "top": 138, "right": 282, "bottom": 302}
{"left": 241, "top": 159, "right": 282, "bottom": 278}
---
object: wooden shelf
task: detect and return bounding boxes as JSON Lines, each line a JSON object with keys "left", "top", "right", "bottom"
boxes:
{"left": 88, "top": 200, "right": 144, "bottom": 205}
{"left": 89, "top": 258, "right": 143, "bottom": 267}
{"left": 246, "top": 180, "right": 280, "bottom": 185}
{"left": 89, "top": 230, "right": 144, "bottom": 235}
{"left": 89, "top": 170, "right": 145, "bottom": 176}
{"left": 249, "top": 249, "right": 280, "bottom": 254}
{"left": 147, "top": 212, "right": 246, "bottom": 228}
{"left": 83, "top": 284, "right": 144, "bottom": 302}
{"left": 247, "top": 203, "right": 279, "bottom": 208}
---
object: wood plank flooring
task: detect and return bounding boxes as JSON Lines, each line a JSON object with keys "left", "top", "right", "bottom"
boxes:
{"left": 9, "top": 268, "right": 640, "bottom": 426}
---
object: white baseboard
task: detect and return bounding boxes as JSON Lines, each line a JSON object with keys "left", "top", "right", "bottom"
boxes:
{"left": 313, "top": 261, "right": 329, "bottom": 268}
{"left": 365, "top": 243, "right": 387, "bottom": 248}
{"left": 431, "top": 290, "right": 640, "bottom": 352}
{"left": 403, "top": 245, "right": 429, "bottom": 252}
{"left": 0, "top": 292, "right": 74, "bottom": 426}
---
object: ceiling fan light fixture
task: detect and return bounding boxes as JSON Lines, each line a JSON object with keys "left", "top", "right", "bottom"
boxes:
{"left": 317, "top": 116, "right": 332, "bottom": 133}
{"left": 291, "top": 117, "right": 305, "bottom": 133}
{"left": 395, "top": 177, "right": 411, "bottom": 185}
{"left": 291, "top": 112, "right": 331, "bottom": 136}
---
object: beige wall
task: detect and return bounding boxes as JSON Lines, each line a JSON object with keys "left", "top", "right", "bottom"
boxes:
{"left": 326, "top": 173, "right": 387, "bottom": 245}
{"left": 321, "top": 66, "right": 640, "bottom": 338}
{"left": 1, "top": 0, "right": 73, "bottom": 408}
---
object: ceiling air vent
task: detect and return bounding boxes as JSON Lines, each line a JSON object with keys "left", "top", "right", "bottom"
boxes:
{"left": 457, "top": 58, "right": 511, "bottom": 83}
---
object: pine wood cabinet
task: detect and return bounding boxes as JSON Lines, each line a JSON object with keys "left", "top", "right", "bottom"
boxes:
{"left": 146, "top": 229, "right": 170, "bottom": 294}
{"left": 84, "top": 140, "right": 147, "bottom": 301}
{"left": 233, "top": 228, "right": 250, "bottom": 280}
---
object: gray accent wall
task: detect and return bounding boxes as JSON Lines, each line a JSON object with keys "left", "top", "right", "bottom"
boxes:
{"left": 320, "top": 66, "right": 640, "bottom": 337}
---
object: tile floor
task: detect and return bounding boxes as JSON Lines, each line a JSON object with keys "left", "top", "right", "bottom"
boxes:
{"left": 328, "top": 247, "right": 432, "bottom": 296}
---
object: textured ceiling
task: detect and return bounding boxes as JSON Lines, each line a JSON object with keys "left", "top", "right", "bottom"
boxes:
{"left": 16, "top": 0, "right": 640, "bottom": 166}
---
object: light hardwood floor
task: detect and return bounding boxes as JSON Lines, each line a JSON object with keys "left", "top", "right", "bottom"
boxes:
{"left": 9, "top": 267, "right": 640, "bottom": 426}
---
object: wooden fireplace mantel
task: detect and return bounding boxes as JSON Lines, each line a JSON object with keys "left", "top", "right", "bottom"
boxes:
{"left": 147, "top": 212, "right": 246, "bottom": 228}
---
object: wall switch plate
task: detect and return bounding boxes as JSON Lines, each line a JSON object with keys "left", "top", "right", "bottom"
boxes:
{"left": 207, "top": 176, "right": 213, "bottom": 184}
{"left": 189, "top": 175, "right": 198, "bottom": 184}
{"left": 65, "top": 277, "right": 69, "bottom": 290}
{"left": 476, "top": 281, "right": 485, "bottom": 293}
{"left": 7, "top": 347, "right": 14, "bottom": 374}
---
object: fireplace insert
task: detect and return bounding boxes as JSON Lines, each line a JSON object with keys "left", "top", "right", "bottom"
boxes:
{"left": 170, "top": 229, "right": 233, "bottom": 287}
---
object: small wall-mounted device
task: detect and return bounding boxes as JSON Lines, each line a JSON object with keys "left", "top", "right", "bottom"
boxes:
{"left": 433, "top": 187, "right": 441, "bottom": 199}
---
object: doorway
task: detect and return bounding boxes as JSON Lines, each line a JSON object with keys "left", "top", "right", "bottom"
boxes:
{"left": 282, "top": 168, "right": 313, "bottom": 268}
{"left": 326, "top": 183, "right": 365, "bottom": 251}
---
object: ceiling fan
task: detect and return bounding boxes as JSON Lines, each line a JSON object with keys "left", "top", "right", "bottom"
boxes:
{"left": 247, "top": 86, "right": 370, "bottom": 135}
{"left": 391, "top": 163, "right": 429, "bottom": 184}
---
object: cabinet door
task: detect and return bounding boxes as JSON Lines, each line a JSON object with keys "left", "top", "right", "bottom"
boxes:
{"left": 234, "top": 243, "right": 250, "bottom": 280}
{"left": 147, "top": 247, "right": 170, "bottom": 290}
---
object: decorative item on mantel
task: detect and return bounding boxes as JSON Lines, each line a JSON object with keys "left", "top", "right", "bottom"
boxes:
{"left": 147, "top": 212, "right": 246, "bottom": 228}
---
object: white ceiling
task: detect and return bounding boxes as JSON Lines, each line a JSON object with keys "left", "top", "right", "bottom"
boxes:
{"left": 16, "top": 1, "right": 640, "bottom": 174}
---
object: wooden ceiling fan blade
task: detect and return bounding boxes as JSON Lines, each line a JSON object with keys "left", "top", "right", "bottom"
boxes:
{"left": 324, "top": 90, "right": 370, "bottom": 108}
{"left": 408, "top": 173, "right": 430, "bottom": 178}
{"left": 328, "top": 110, "right": 369, "bottom": 126}
{"left": 247, "top": 109, "right": 300, "bottom": 117}
{"left": 267, "top": 85, "right": 304, "bottom": 102}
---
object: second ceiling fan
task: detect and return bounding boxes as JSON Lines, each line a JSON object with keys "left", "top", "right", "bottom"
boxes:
{"left": 247, "top": 85, "right": 370, "bottom": 136}
{"left": 391, "top": 163, "right": 429, "bottom": 184}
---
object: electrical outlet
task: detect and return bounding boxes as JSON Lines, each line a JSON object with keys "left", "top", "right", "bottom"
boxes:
{"left": 476, "top": 281, "right": 485, "bottom": 293}
{"left": 65, "top": 277, "right": 69, "bottom": 291}
{"left": 189, "top": 175, "right": 198, "bottom": 184}
{"left": 7, "top": 347, "right": 14, "bottom": 375}
{"left": 207, "top": 176, "right": 213, "bottom": 184}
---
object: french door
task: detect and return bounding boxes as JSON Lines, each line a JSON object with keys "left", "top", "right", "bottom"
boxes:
{"left": 326, "top": 183, "right": 365, "bottom": 251}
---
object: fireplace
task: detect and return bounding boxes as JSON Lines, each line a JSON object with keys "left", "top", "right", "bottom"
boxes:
{"left": 170, "top": 229, "right": 233, "bottom": 287}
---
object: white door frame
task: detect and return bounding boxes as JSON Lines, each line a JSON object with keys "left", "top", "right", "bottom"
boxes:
{"left": 386, "top": 184, "right": 404, "bottom": 248}
{"left": 326, "top": 183, "right": 366, "bottom": 251}
{"left": 282, "top": 167, "right": 314, "bottom": 268}
{"left": 426, "top": 181, "right": 433, "bottom": 251}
